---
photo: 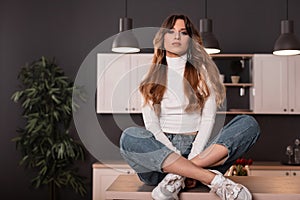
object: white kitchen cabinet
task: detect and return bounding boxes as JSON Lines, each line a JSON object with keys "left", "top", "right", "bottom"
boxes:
{"left": 288, "top": 56, "right": 300, "bottom": 113}
{"left": 92, "top": 162, "right": 135, "bottom": 200}
{"left": 251, "top": 54, "right": 300, "bottom": 114}
{"left": 97, "top": 53, "right": 152, "bottom": 113}
{"left": 248, "top": 162, "right": 300, "bottom": 176}
{"left": 250, "top": 169, "right": 300, "bottom": 176}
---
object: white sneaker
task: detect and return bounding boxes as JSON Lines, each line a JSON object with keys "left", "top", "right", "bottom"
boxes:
{"left": 208, "top": 170, "right": 252, "bottom": 200}
{"left": 151, "top": 173, "right": 185, "bottom": 200}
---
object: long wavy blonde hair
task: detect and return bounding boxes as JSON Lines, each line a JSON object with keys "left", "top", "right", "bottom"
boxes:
{"left": 139, "top": 14, "right": 225, "bottom": 115}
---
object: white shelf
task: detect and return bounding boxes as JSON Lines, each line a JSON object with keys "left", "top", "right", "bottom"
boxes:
{"left": 211, "top": 54, "right": 253, "bottom": 58}
{"left": 217, "top": 111, "right": 254, "bottom": 115}
{"left": 224, "top": 83, "right": 253, "bottom": 87}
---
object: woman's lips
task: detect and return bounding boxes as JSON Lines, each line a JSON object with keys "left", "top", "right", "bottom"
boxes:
{"left": 172, "top": 42, "right": 181, "bottom": 46}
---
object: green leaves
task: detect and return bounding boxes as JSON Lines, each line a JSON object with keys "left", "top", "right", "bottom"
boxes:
{"left": 11, "top": 57, "right": 86, "bottom": 197}
{"left": 11, "top": 91, "right": 24, "bottom": 102}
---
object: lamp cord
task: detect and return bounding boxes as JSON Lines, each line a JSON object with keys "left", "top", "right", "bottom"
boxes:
{"left": 125, "top": 0, "right": 128, "bottom": 17}
{"left": 204, "top": 0, "right": 207, "bottom": 18}
{"left": 286, "top": 0, "right": 289, "bottom": 20}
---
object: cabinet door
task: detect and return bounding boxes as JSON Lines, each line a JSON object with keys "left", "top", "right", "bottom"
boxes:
{"left": 250, "top": 169, "right": 290, "bottom": 176}
{"left": 97, "top": 54, "right": 153, "bottom": 113}
{"left": 129, "top": 54, "right": 152, "bottom": 113}
{"left": 252, "top": 54, "right": 288, "bottom": 113}
{"left": 288, "top": 56, "right": 300, "bottom": 114}
{"left": 97, "top": 54, "right": 131, "bottom": 113}
{"left": 290, "top": 170, "right": 300, "bottom": 176}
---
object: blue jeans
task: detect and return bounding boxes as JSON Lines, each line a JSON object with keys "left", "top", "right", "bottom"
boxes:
{"left": 120, "top": 115, "right": 260, "bottom": 186}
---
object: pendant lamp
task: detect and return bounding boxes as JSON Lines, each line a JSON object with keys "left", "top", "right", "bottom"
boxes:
{"left": 273, "top": 0, "right": 300, "bottom": 56}
{"left": 199, "top": 0, "right": 220, "bottom": 54}
{"left": 112, "top": 0, "right": 140, "bottom": 53}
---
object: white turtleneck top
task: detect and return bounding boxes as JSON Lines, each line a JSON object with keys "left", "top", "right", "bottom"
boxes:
{"left": 141, "top": 54, "right": 217, "bottom": 159}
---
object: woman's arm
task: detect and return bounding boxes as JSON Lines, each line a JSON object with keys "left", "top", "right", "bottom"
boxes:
{"left": 141, "top": 103, "right": 181, "bottom": 154}
{"left": 188, "top": 93, "right": 217, "bottom": 160}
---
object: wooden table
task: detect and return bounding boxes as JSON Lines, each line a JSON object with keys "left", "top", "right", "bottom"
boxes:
{"left": 106, "top": 174, "right": 300, "bottom": 200}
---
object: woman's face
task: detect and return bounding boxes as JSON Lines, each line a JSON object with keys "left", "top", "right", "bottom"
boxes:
{"left": 164, "top": 19, "right": 190, "bottom": 57}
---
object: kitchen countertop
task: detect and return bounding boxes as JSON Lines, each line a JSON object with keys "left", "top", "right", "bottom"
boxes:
{"left": 93, "top": 161, "right": 300, "bottom": 170}
{"left": 250, "top": 161, "right": 300, "bottom": 170}
{"left": 106, "top": 175, "right": 300, "bottom": 200}
{"left": 93, "top": 161, "right": 131, "bottom": 169}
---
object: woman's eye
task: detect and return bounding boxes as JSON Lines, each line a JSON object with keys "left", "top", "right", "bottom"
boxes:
{"left": 166, "top": 30, "right": 188, "bottom": 36}
{"left": 180, "top": 31, "right": 188, "bottom": 36}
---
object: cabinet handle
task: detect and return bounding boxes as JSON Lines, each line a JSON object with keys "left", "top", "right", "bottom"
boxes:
{"left": 125, "top": 108, "right": 129, "bottom": 111}
{"left": 293, "top": 172, "right": 297, "bottom": 176}
{"left": 291, "top": 109, "right": 294, "bottom": 112}
{"left": 252, "top": 88, "right": 255, "bottom": 96}
{"left": 286, "top": 172, "right": 289, "bottom": 176}
{"left": 132, "top": 107, "right": 136, "bottom": 111}
{"left": 284, "top": 109, "right": 287, "bottom": 112}
{"left": 240, "top": 88, "right": 245, "bottom": 96}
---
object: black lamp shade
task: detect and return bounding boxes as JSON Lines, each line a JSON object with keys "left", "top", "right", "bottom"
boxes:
{"left": 273, "top": 20, "right": 300, "bottom": 56}
{"left": 200, "top": 18, "right": 221, "bottom": 54}
{"left": 112, "top": 17, "right": 140, "bottom": 53}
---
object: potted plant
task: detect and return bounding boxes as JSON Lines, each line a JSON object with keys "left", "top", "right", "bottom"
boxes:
{"left": 227, "top": 158, "right": 253, "bottom": 176}
{"left": 11, "top": 57, "right": 86, "bottom": 200}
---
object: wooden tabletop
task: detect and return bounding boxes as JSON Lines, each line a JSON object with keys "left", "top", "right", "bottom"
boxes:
{"left": 106, "top": 175, "right": 300, "bottom": 200}
{"left": 93, "top": 161, "right": 300, "bottom": 170}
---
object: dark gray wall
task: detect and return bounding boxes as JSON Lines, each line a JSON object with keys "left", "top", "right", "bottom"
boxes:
{"left": 1, "top": 0, "right": 300, "bottom": 199}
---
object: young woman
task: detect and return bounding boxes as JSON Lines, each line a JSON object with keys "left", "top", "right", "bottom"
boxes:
{"left": 120, "top": 14, "right": 260, "bottom": 200}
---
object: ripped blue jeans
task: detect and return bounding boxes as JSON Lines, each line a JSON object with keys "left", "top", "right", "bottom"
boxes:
{"left": 120, "top": 115, "right": 260, "bottom": 185}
